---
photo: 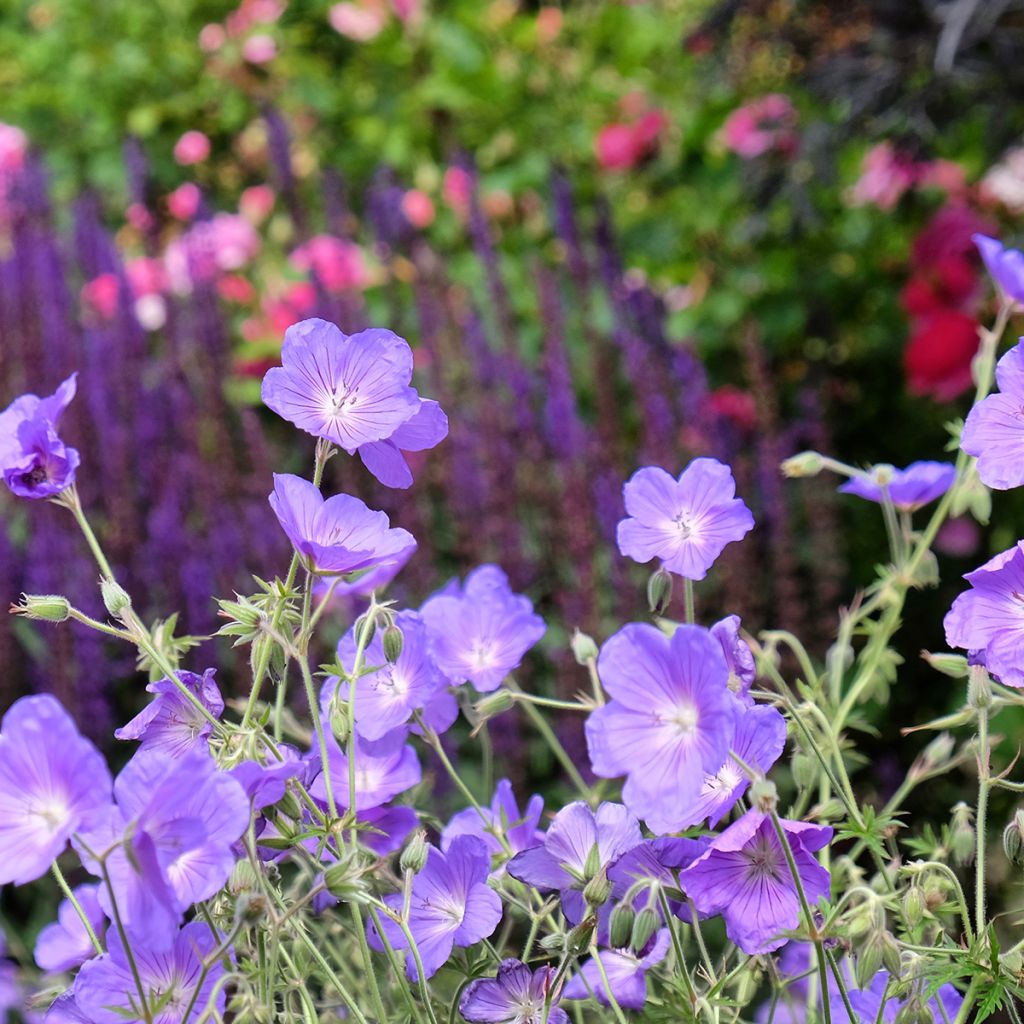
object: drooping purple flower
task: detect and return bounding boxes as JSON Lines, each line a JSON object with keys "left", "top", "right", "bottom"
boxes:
{"left": 358, "top": 398, "right": 449, "bottom": 489}
{"left": 0, "top": 695, "right": 112, "bottom": 885}
{"left": 616, "top": 459, "right": 754, "bottom": 580}
{"left": 960, "top": 341, "right": 1024, "bottom": 490}
{"left": 974, "top": 234, "right": 1024, "bottom": 306}
{"left": 562, "top": 930, "right": 670, "bottom": 1010}
{"left": 441, "top": 778, "right": 544, "bottom": 864}
{"left": 680, "top": 810, "right": 833, "bottom": 954}
{"left": 460, "top": 958, "right": 568, "bottom": 1024}
{"left": 507, "top": 802, "right": 642, "bottom": 925}
{"left": 269, "top": 472, "right": 416, "bottom": 576}
{"left": 114, "top": 669, "right": 223, "bottom": 756}
{"left": 230, "top": 748, "right": 306, "bottom": 812}
{"left": 313, "top": 540, "right": 415, "bottom": 609}
{"left": 73, "top": 920, "right": 226, "bottom": 1024}
{"left": 838, "top": 461, "right": 956, "bottom": 511}
{"left": 944, "top": 541, "right": 1024, "bottom": 687}
{"left": 585, "top": 624, "right": 738, "bottom": 833}
{"left": 35, "top": 883, "right": 106, "bottom": 973}
{"left": 310, "top": 728, "right": 421, "bottom": 811}
{"left": 368, "top": 835, "right": 502, "bottom": 979}
{"left": 420, "top": 565, "right": 546, "bottom": 692}
{"left": 709, "top": 614, "right": 757, "bottom": 700}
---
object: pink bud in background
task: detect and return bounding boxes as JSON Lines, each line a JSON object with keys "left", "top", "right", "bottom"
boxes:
{"left": 935, "top": 517, "right": 980, "bottom": 558}
{"left": 242, "top": 33, "right": 277, "bottom": 63}
{"left": 595, "top": 123, "right": 642, "bottom": 170}
{"left": 125, "top": 258, "right": 168, "bottom": 298}
{"left": 401, "top": 188, "right": 435, "bottom": 228}
{"left": 174, "top": 130, "right": 211, "bottom": 166}
{"left": 443, "top": 166, "right": 472, "bottom": 216}
{"left": 239, "top": 184, "right": 276, "bottom": 223}
{"left": 217, "top": 274, "right": 256, "bottom": 304}
{"left": 289, "top": 234, "right": 370, "bottom": 292}
{"left": 125, "top": 202, "right": 154, "bottom": 232}
{"left": 721, "top": 94, "right": 798, "bottom": 159}
{"left": 536, "top": 6, "right": 562, "bottom": 43}
{"left": 329, "top": 2, "right": 387, "bottom": 41}
{"left": 0, "top": 123, "right": 28, "bottom": 173}
{"left": 199, "top": 23, "right": 227, "bottom": 51}
{"left": 81, "top": 274, "right": 121, "bottom": 320}
{"left": 167, "top": 182, "right": 201, "bottom": 220}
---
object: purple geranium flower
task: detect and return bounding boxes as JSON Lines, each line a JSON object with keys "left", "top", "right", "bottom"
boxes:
{"left": 368, "top": 835, "right": 502, "bottom": 979}
{"left": 269, "top": 473, "right": 416, "bottom": 576}
{"left": 563, "top": 930, "right": 670, "bottom": 1010}
{"left": 231, "top": 748, "right": 306, "bottom": 812}
{"left": 507, "top": 802, "right": 642, "bottom": 925}
{"left": 0, "top": 695, "right": 112, "bottom": 885}
{"left": 45, "top": 992, "right": 90, "bottom": 1022}
{"left": 310, "top": 728, "right": 421, "bottom": 811}
{"left": 420, "top": 565, "right": 546, "bottom": 692}
{"left": 73, "top": 921, "right": 226, "bottom": 1024}
{"left": 35, "top": 883, "right": 106, "bottom": 973}
{"left": 710, "top": 614, "right": 756, "bottom": 701}
{"left": 840, "top": 970, "right": 964, "bottom": 1024}
{"left": 585, "top": 623, "right": 738, "bottom": 833}
{"left": 944, "top": 541, "right": 1024, "bottom": 687}
{"left": 961, "top": 340, "right": 1024, "bottom": 490}
{"left": 974, "top": 234, "right": 1024, "bottom": 306}
{"left": 607, "top": 837, "right": 709, "bottom": 927}
{"left": 358, "top": 398, "right": 449, "bottom": 489}
{"left": 680, "top": 810, "right": 832, "bottom": 954}
{"left": 460, "top": 958, "right": 568, "bottom": 1024}
{"left": 441, "top": 778, "right": 544, "bottom": 864}
{"left": 616, "top": 458, "right": 754, "bottom": 580}
{"left": 114, "top": 669, "right": 223, "bottom": 756}
{"left": 838, "top": 461, "right": 956, "bottom": 511}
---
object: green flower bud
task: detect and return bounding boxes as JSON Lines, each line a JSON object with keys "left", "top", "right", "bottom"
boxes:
{"left": 780, "top": 451, "right": 824, "bottom": 478}
{"left": 583, "top": 843, "right": 602, "bottom": 881}
{"left": 903, "top": 885, "right": 925, "bottom": 928}
{"left": 855, "top": 932, "right": 884, "bottom": 990}
{"left": 582, "top": 868, "right": 612, "bottom": 908}
{"left": 967, "top": 664, "right": 992, "bottom": 709}
{"left": 323, "top": 858, "right": 369, "bottom": 901}
{"left": 749, "top": 778, "right": 777, "bottom": 813}
{"left": 919, "top": 732, "right": 956, "bottom": 769}
{"left": 566, "top": 916, "right": 595, "bottom": 956}
{"left": 383, "top": 625, "right": 404, "bottom": 664}
{"left": 571, "top": 629, "right": 599, "bottom": 665}
{"left": 539, "top": 932, "right": 566, "bottom": 954}
{"left": 100, "top": 578, "right": 132, "bottom": 617}
{"left": 9, "top": 593, "right": 71, "bottom": 622}
{"left": 1003, "top": 810, "right": 1024, "bottom": 867}
{"left": 791, "top": 752, "right": 816, "bottom": 789}
{"left": 894, "top": 999, "right": 933, "bottom": 1024}
{"left": 228, "top": 859, "right": 260, "bottom": 897}
{"left": 354, "top": 613, "right": 376, "bottom": 649}
{"left": 646, "top": 567, "right": 673, "bottom": 616}
{"left": 630, "top": 908, "right": 659, "bottom": 952}
{"left": 950, "top": 802, "right": 975, "bottom": 866}
{"left": 400, "top": 830, "right": 429, "bottom": 875}
{"left": 473, "top": 690, "right": 517, "bottom": 721}
{"left": 880, "top": 931, "right": 902, "bottom": 977}
{"left": 609, "top": 904, "right": 635, "bottom": 949}
{"left": 920, "top": 652, "right": 969, "bottom": 678}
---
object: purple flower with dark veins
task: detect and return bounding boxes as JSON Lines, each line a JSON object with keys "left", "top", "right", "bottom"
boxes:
{"left": 310, "top": 728, "right": 421, "bottom": 811}
{"left": 710, "top": 615, "right": 757, "bottom": 701}
{"left": 974, "top": 234, "right": 1024, "bottom": 306}
{"left": 358, "top": 398, "right": 449, "bottom": 489}
{"left": 441, "top": 778, "right": 544, "bottom": 865}
{"left": 460, "top": 958, "right": 568, "bottom": 1024}
{"left": 961, "top": 340, "right": 1024, "bottom": 490}
{"left": 563, "top": 931, "right": 670, "bottom": 1010}
{"left": 114, "top": 669, "right": 224, "bottom": 756}
{"left": 35, "top": 883, "right": 106, "bottom": 973}
{"left": 616, "top": 458, "right": 754, "bottom": 580}
{"left": 838, "top": 461, "right": 955, "bottom": 511}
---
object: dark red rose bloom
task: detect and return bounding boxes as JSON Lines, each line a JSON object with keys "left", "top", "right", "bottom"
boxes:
{"left": 903, "top": 309, "right": 980, "bottom": 401}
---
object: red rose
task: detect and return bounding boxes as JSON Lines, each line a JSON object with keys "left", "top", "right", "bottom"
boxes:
{"left": 903, "top": 309, "right": 980, "bottom": 401}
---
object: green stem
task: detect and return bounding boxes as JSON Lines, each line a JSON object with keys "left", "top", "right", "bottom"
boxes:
{"left": 51, "top": 861, "right": 102, "bottom": 955}
{"left": 299, "top": 655, "right": 337, "bottom": 819}
{"left": 683, "top": 578, "right": 695, "bottom": 624}
{"left": 349, "top": 902, "right": 388, "bottom": 1024}
{"left": 975, "top": 703, "right": 991, "bottom": 936}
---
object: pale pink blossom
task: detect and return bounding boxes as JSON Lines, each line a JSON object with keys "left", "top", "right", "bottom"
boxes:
{"left": 125, "top": 202, "right": 154, "bottom": 232}
{"left": 328, "top": 2, "right": 387, "bottom": 41}
{"left": 239, "top": 184, "right": 276, "bottom": 223}
{"left": 980, "top": 148, "right": 1024, "bottom": 215}
{"left": 125, "top": 257, "right": 168, "bottom": 298}
{"left": 0, "top": 123, "right": 27, "bottom": 174}
{"left": 289, "top": 234, "right": 370, "bottom": 292}
{"left": 81, "top": 274, "right": 121, "bottom": 320}
{"left": 442, "top": 166, "right": 472, "bottom": 216}
{"left": 401, "top": 189, "right": 435, "bottom": 228}
{"left": 242, "top": 33, "right": 277, "bottom": 63}
{"left": 536, "top": 6, "right": 562, "bottom": 43}
{"left": 846, "top": 142, "right": 918, "bottom": 210}
{"left": 720, "top": 94, "right": 798, "bottom": 159}
{"left": 167, "top": 182, "right": 202, "bottom": 221}
{"left": 174, "top": 130, "right": 211, "bottom": 166}
{"left": 199, "top": 23, "right": 227, "bottom": 51}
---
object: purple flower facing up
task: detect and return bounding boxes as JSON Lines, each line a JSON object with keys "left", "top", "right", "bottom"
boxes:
{"left": 420, "top": 565, "right": 547, "bottom": 692}
{"left": 585, "top": 624, "right": 738, "bottom": 833}
{"left": 838, "top": 461, "right": 956, "bottom": 512}
{"left": 368, "top": 835, "right": 502, "bottom": 979}
{"left": 961, "top": 341, "right": 1024, "bottom": 490}
{"left": 974, "top": 234, "right": 1024, "bottom": 306}
{"left": 114, "top": 669, "right": 224, "bottom": 756}
{"left": 562, "top": 930, "right": 670, "bottom": 1011}
{"left": 616, "top": 459, "right": 754, "bottom": 580}
{"left": 441, "top": 778, "right": 544, "bottom": 865}
{"left": 680, "top": 810, "right": 833, "bottom": 954}
{"left": 0, "top": 373, "right": 80, "bottom": 499}
{"left": 507, "top": 802, "right": 642, "bottom": 925}
{"left": 73, "top": 921, "right": 225, "bottom": 1024}
{"left": 35, "top": 883, "right": 106, "bottom": 973}
{"left": 0, "top": 695, "right": 112, "bottom": 885}
{"left": 310, "top": 728, "right": 421, "bottom": 811}
{"left": 710, "top": 615, "right": 757, "bottom": 701}
{"left": 270, "top": 473, "right": 416, "bottom": 576}
{"left": 944, "top": 541, "right": 1024, "bottom": 687}
{"left": 358, "top": 398, "right": 449, "bottom": 489}
{"left": 460, "top": 959, "right": 568, "bottom": 1024}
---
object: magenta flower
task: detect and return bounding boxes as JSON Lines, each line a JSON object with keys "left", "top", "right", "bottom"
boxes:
{"left": 0, "top": 695, "right": 112, "bottom": 885}
{"left": 838, "top": 461, "right": 956, "bottom": 511}
{"left": 960, "top": 341, "right": 1024, "bottom": 489}
{"left": 357, "top": 398, "right": 449, "bottom": 489}
{"left": 974, "top": 234, "right": 1024, "bottom": 306}
{"left": 269, "top": 473, "right": 415, "bottom": 576}
{"left": 420, "top": 565, "right": 546, "bottom": 692}
{"left": 441, "top": 778, "right": 544, "bottom": 863}
{"left": 585, "top": 624, "right": 738, "bottom": 832}
{"left": 35, "top": 884, "right": 106, "bottom": 973}
{"left": 460, "top": 959, "right": 568, "bottom": 1024}
{"left": 310, "top": 728, "right": 421, "bottom": 811}
{"left": 616, "top": 459, "right": 754, "bottom": 580}
{"left": 563, "top": 930, "right": 670, "bottom": 1010}
{"left": 114, "top": 669, "right": 223, "bottom": 756}
{"left": 368, "top": 835, "right": 502, "bottom": 979}
{"left": 680, "top": 810, "right": 832, "bottom": 954}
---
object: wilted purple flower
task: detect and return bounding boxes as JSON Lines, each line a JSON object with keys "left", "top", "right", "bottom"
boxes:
{"left": 616, "top": 458, "right": 754, "bottom": 580}
{"left": 261, "top": 318, "right": 419, "bottom": 450}
{"left": 0, "top": 695, "right": 112, "bottom": 885}
{"left": 269, "top": 473, "right": 416, "bottom": 576}
{"left": 310, "top": 728, "right": 421, "bottom": 811}
{"left": 368, "top": 835, "right": 502, "bottom": 979}
{"left": 73, "top": 921, "right": 225, "bottom": 1024}
{"left": 974, "top": 234, "right": 1024, "bottom": 305}
{"left": 460, "top": 959, "right": 568, "bottom": 1024}
{"left": 710, "top": 614, "right": 756, "bottom": 700}
{"left": 585, "top": 624, "right": 737, "bottom": 833}
{"left": 358, "top": 398, "right": 449, "bottom": 489}
{"left": 35, "top": 883, "right": 106, "bottom": 973}
{"left": 420, "top": 565, "right": 546, "bottom": 692}
{"left": 441, "top": 778, "right": 544, "bottom": 863}
{"left": 563, "top": 930, "right": 670, "bottom": 1010}
{"left": 508, "top": 802, "right": 642, "bottom": 924}
{"left": 838, "top": 461, "right": 956, "bottom": 511}
{"left": 680, "top": 810, "right": 832, "bottom": 954}
{"left": 114, "top": 669, "right": 223, "bottom": 756}
{"left": 944, "top": 541, "right": 1024, "bottom": 686}
{"left": 961, "top": 341, "right": 1024, "bottom": 489}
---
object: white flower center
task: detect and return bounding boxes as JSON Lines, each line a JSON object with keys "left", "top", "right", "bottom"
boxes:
{"left": 662, "top": 702, "right": 698, "bottom": 737}
{"left": 674, "top": 511, "right": 694, "bottom": 539}
{"left": 29, "top": 794, "right": 70, "bottom": 833}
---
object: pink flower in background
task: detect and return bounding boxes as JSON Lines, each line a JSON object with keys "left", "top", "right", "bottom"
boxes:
{"left": 125, "top": 258, "right": 167, "bottom": 298}
{"left": 980, "top": 147, "right": 1024, "bottom": 214}
{"left": 596, "top": 124, "right": 643, "bottom": 170}
{"left": 245, "top": 0, "right": 286, "bottom": 22}
{"left": 264, "top": 281, "right": 317, "bottom": 334}
{"left": 391, "top": 0, "right": 423, "bottom": 26}
{"left": 329, "top": 1, "right": 388, "bottom": 41}
{"left": 596, "top": 100, "right": 668, "bottom": 171}
{"left": 721, "top": 94, "right": 797, "bottom": 159}
{"left": 174, "top": 130, "right": 211, "bottom": 166}
{"left": 536, "top": 6, "right": 562, "bottom": 43}
{"left": 239, "top": 184, "right": 276, "bottom": 223}
{"left": 209, "top": 213, "right": 260, "bottom": 270}
{"left": 912, "top": 203, "right": 994, "bottom": 269}
{"left": 847, "top": 142, "right": 918, "bottom": 210}
{"left": 81, "top": 274, "right": 121, "bottom": 320}
{"left": 243, "top": 33, "right": 277, "bottom": 63}
{"left": 199, "top": 23, "right": 226, "bottom": 51}
{"left": 917, "top": 159, "right": 967, "bottom": 196}
{"left": 903, "top": 309, "right": 980, "bottom": 401}
{"left": 401, "top": 189, "right": 435, "bottom": 229}
{"left": 443, "top": 166, "right": 472, "bottom": 216}
{"left": 935, "top": 517, "right": 980, "bottom": 558}
{"left": 290, "top": 235, "right": 370, "bottom": 292}
{"left": 164, "top": 214, "right": 260, "bottom": 292}
{"left": 125, "top": 202, "right": 154, "bottom": 232}
{"left": 0, "top": 123, "right": 27, "bottom": 174}
{"left": 217, "top": 274, "right": 256, "bottom": 304}
{"left": 167, "top": 182, "right": 201, "bottom": 221}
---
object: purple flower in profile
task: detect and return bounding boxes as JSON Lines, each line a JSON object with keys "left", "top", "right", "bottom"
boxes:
{"left": 961, "top": 341, "right": 1024, "bottom": 489}
{"left": 45, "top": 992, "right": 90, "bottom": 1022}
{"left": 35, "top": 884, "right": 106, "bottom": 973}
{"left": 0, "top": 695, "right": 112, "bottom": 885}
{"left": 607, "top": 837, "right": 709, "bottom": 924}
{"left": 507, "top": 802, "right": 642, "bottom": 925}
{"left": 616, "top": 458, "right": 754, "bottom": 580}
{"left": 231, "top": 749, "right": 305, "bottom": 812}
{"left": 420, "top": 565, "right": 546, "bottom": 692}
{"left": 585, "top": 624, "right": 737, "bottom": 833}
{"left": 269, "top": 473, "right": 415, "bottom": 576}
{"left": 460, "top": 959, "right": 568, "bottom": 1024}
{"left": 312, "top": 541, "right": 415, "bottom": 613}
{"left": 441, "top": 778, "right": 544, "bottom": 864}
{"left": 73, "top": 921, "right": 226, "bottom": 1024}
{"left": 839, "top": 970, "right": 964, "bottom": 1024}
{"left": 680, "top": 810, "right": 832, "bottom": 954}
{"left": 838, "top": 461, "right": 956, "bottom": 511}
{"left": 358, "top": 398, "right": 449, "bottom": 489}
{"left": 974, "top": 234, "right": 1024, "bottom": 306}
{"left": 563, "top": 930, "right": 670, "bottom": 1010}
{"left": 710, "top": 615, "right": 756, "bottom": 700}
{"left": 310, "top": 728, "right": 421, "bottom": 811}
{"left": 944, "top": 541, "right": 1024, "bottom": 687}
{"left": 368, "top": 835, "right": 502, "bottom": 979}
{"left": 114, "top": 669, "right": 223, "bottom": 756}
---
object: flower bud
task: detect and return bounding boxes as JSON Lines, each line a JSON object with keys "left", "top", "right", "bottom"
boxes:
{"left": 382, "top": 625, "right": 404, "bottom": 664}
{"left": 880, "top": 931, "right": 902, "bottom": 977}
{"left": 919, "top": 733, "right": 956, "bottom": 770}
{"left": 750, "top": 778, "right": 777, "bottom": 813}
{"left": 473, "top": 690, "right": 516, "bottom": 721}
{"left": 583, "top": 868, "right": 612, "bottom": 908}
{"left": 780, "top": 451, "right": 823, "bottom": 478}
{"left": 630, "top": 907, "right": 659, "bottom": 952}
{"left": 583, "top": 843, "right": 602, "bottom": 881}
{"left": 571, "top": 629, "right": 599, "bottom": 665}
{"left": 539, "top": 932, "right": 566, "bottom": 954}
{"left": 855, "top": 932, "right": 884, "bottom": 989}
{"left": 868, "top": 463, "right": 896, "bottom": 487}
{"left": 565, "top": 916, "right": 595, "bottom": 956}
{"left": 646, "top": 567, "right": 673, "bottom": 616}
{"left": 609, "top": 904, "right": 635, "bottom": 949}
{"left": 791, "top": 752, "right": 816, "bottom": 789}
{"left": 920, "top": 652, "right": 969, "bottom": 679}
{"left": 903, "top": 885, "right": 925, "bottom": 928}
{"left": 967, "top": 664, "right": 992, "bottom": 709}
{"left": 950, "top": 802, "right": 975, "bottom": 866}
{"left": 324, "top": 859, "right": 368, "bottom": 901}
{"left": 1003, "top": 810, "right": 1024, "bottom": 867}
{"left": 228, "top": 859, "right": 260, "bottom": 896}
{"left": 100, "top": 578, "right": 132, "bottom": 617}
{"left": 354, "top": 613, "right": 376, "bottom": 649}
{"left": 329, "top": 704, "right": 350, "bottom": 745}
{"left": 400, "top": 830, "right": 429, "bottom": 875}
{"left": 9, "top": 593, "right": 70, "bottom": 622}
